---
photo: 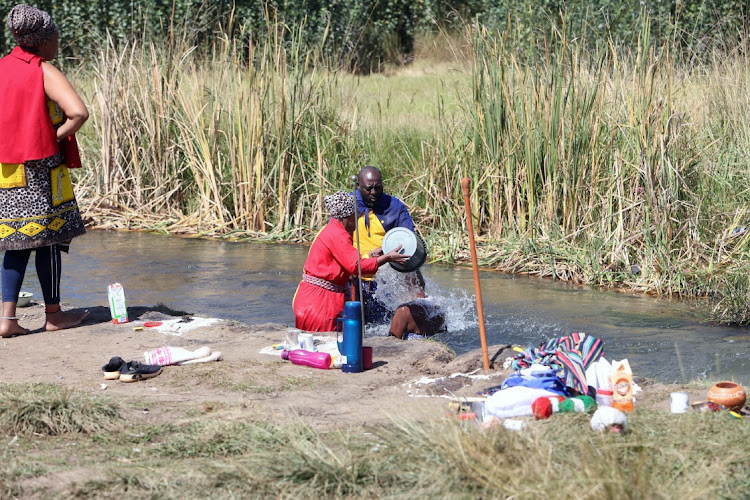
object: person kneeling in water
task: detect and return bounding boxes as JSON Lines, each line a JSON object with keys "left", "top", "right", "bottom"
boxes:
{"left": 388, "top": 272, "right": 445, "bottom": 340}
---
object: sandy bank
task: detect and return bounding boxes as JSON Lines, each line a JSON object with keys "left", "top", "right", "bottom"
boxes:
{"left": 1, "top": 302, "right": 732, "bottom": 429}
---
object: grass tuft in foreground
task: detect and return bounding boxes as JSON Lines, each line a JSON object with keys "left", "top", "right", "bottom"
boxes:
{"left": 0, "top": 383, "right": 121, "bottom": 436}
{"left": 1, "top": 392, "right": 746, "bottom": 498}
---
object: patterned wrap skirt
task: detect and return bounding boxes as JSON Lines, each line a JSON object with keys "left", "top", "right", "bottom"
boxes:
{"left": 0, "top": 152, "right": 86, "bottom": 251}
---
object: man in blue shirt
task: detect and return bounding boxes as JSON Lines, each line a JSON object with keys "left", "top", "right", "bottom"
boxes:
{"left": 352, "top": 166, "right": 417, "bottom": 323}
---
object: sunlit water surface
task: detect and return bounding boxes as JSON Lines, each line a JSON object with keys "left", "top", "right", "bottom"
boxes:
{"left": 13, "top": 230, "right": 749, "bottom": 384}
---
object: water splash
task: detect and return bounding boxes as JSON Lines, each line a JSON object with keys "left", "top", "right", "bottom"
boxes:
{"left": 366, "top": 265, "right": 477, "bottom": 336}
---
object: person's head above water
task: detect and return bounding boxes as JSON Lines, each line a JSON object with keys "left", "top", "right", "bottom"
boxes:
{"left": 6, "top": 4, "right": 59, "bottom": 60}
{"left": 357, "top": 166, "right": 383, "bottom": 208}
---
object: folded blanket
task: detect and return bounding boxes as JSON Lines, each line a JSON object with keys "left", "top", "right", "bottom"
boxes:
{"left": 511, "top": 333, "right": 604, "bottom": 394}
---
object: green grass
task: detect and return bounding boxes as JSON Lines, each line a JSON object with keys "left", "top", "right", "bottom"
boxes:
{"left": 333, "top": 59, "right": 469, "bottom": 132}
{"left": 0, "top": 386, "right": 747, "bottom": 498}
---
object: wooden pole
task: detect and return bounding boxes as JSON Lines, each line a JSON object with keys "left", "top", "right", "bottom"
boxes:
{"left": 461, "top": 178, "right": 490, "bottom": 370}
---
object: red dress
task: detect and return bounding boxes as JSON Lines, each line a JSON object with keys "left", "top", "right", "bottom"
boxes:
{"left": 293, "top": 218, "right": 379, "bottom": 331}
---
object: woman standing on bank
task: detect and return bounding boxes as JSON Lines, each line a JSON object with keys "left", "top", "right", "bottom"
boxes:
{"left": 293, "top": 191, "right": 409, "bottom": 332}
{"left": 0, "top": 4, "right": 89, "bottom": 336}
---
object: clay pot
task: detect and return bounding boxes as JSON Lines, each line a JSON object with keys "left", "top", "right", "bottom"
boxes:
{"left": 707, "top": 381, "right": 746, "bottom": 411}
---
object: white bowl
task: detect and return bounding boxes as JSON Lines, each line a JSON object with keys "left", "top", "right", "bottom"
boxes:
{"left": 17, "top": 292, "right": 33, "bottom": 307}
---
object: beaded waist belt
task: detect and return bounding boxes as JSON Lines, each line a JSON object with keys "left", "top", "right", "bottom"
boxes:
{"left": 302, "top": 274, "right": 346, "bottom": 294}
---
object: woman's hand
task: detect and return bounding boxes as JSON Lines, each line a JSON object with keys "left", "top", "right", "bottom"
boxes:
{"left": 376, "top": 244, "right": 410, "bottom": 266}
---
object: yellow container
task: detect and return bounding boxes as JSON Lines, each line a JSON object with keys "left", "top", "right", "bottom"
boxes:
{"left": 610, "top": 360, "right": 634, "bottom": 413}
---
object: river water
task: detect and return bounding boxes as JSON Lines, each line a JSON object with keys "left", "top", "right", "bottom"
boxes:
{"left": 14, "top": 230, "right": 750, "bottom": 384}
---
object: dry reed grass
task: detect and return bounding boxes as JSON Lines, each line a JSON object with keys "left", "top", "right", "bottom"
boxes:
{"left": 69, "top": 18, "right": 749, "bottom": 322}
{"left": 0, "top": 383, "right": 121, "bottom": 436}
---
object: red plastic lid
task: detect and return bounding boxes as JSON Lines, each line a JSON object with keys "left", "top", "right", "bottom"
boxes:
{"left": 596, "top": 389, "right": 614, "bottom": 395}
{"left": 143, "top": 321, "right": 163, "bottom": 328}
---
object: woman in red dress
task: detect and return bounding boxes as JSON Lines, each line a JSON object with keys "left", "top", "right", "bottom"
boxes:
{"left": 0, "top": 5, "right": 89, "bottom": 337}
{"left": 293, "top": 191, "right": 409, "bottom": 331}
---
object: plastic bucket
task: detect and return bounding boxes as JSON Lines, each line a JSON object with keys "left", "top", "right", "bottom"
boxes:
{"left": 17, "top": 291, "right": 33, "bottom": 307}
{"left": 381, "top": 227, "right": 428, "bottom": 273}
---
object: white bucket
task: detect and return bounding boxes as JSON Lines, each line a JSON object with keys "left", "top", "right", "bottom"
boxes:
{"left": 382, "top": 227, "right": 428, "bottom": 273}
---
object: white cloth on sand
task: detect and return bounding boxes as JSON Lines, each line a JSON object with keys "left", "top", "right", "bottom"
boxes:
{"left": 485, "top": 386, "right": 559, "bottom": 420}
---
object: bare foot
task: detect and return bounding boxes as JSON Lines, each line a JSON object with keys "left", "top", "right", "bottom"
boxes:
{"left": 44, "top": 309, "right": 90, "bottom": 331}
{"left": 0, "top": 319, "right": 31, "bottom": 338}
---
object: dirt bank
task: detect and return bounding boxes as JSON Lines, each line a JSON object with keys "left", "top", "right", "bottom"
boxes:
{"left": 1, "top": 302, "right": 728, "bottom": 429}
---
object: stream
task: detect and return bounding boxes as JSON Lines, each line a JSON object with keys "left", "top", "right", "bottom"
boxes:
{"left": 12, "top": 230, "right": 749, "bottom": 384}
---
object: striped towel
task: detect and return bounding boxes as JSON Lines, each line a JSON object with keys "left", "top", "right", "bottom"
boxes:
{"left": 511, "top": 333, "right": 604, "bottom": 394}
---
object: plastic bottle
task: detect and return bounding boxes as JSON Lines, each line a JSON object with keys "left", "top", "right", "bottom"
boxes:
{"left": 596, "top": 389, "right": 613, "bottom": 407}
{"left": 281, "top": 349, "right": 331, "bottom": 370}
{"left": 610, "top": 360, "right": 634, "bottom": 412}
{"left": 559, "top": 395, "right": 597, "bottom": 413}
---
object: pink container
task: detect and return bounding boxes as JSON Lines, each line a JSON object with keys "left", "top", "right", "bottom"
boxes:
{"left": 281, "top": 349, "right": 331, "bottom": 370}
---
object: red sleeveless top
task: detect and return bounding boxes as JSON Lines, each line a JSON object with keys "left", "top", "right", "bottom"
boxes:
{"left": 0, "top": 46, "right": 59, "bottom": 163}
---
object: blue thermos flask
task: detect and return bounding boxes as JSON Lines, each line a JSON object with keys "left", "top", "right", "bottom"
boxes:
{"left": 337, "top": 301, "right": 363, "bottom": 373}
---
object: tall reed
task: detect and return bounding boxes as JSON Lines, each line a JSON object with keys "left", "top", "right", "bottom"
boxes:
{"left": 466, "top": 17, "right": 749, "bottom": 303}
{"left": 71, "top": 14, "right": 749, "bottom": 322}
{"left": 78, "top": 17, "right": 354, "bottom": 238}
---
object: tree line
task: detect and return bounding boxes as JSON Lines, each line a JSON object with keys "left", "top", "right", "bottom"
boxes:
{"left": 1, "top": 0, "right": 747, "bottom": 71}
